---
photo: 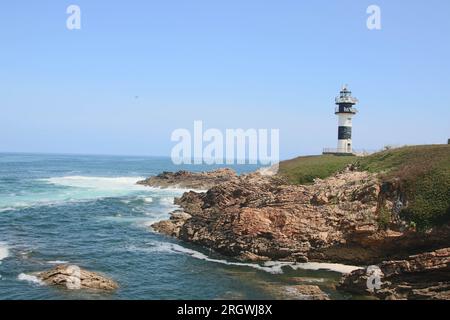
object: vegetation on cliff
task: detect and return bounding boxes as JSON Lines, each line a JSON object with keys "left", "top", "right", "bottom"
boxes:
{"left": 278, "top": 155, "right": 357, "bottom": 185}
{"left": 279, "top": 145, "right": 450, "bottom": 230}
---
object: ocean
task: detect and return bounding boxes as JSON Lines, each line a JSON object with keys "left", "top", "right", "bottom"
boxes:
{"left": 0, "top": 153, "right": 357, "bottom": 300}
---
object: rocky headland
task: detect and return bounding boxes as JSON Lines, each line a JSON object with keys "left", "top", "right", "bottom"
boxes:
{"left": 150, "top": 168, "right": 449, "bottom": 265}
{"left": 140, "top": 145, "right": 450, "bottom": 300}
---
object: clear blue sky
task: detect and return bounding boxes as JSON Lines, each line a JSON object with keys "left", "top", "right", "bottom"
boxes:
{"left": 1, "top": 0, "right": 449, "bottom": 159}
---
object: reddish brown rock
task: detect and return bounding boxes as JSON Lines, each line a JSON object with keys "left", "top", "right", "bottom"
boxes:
{"left": 37, "top": 265, "right": 118, "bottom": 291}
{"left": 151, "top": 169, "right": 450, "bottom": 265}
{"left": 152, "top": 211, "right": 192, "bottom": 237}
{"left": 137, "top": 168, "right": 237, "bottom": 190}
{"left": 264, "top": 284, "right": 330, "bottom": 300}
{"left": 338, "top": 248, "right": 450, "bottom": 300}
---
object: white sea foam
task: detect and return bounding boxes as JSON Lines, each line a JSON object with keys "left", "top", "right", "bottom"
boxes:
{"left": 263, "top": 261, "right": 362, "bottom": 274}
{"left": 142, "top": 197, "right": 153, "bottom": 203}
{"left": 159, "top": 197, "right": 176, "bottom": 206}
{"left": 0, "top": 176, "right": 167, "bottom": 211}
{"left": 0, "top": 243, "right": 9, "bottom": 264}
{"left": 102, "top": 213, "right": 169, "bottom": 230}
{"left": 141, "top": 212, "right": 174, "bottom": 227}
{"left": 47, "top": 260, "right": 69, "bottom": 265}
{"left": 1, "top": 175, "right": 201, "bottom": 211}
{"left": 43, "top": 176, "right": 147, "bottom": 190}
{"left": 129, "top": 242, "right": 362, "bottom": 275}
{"left": 18, "top": 273, "right": 45, "bottom": 286}
{"left": 142, "top": 185, "right": 205, "bottom": 194}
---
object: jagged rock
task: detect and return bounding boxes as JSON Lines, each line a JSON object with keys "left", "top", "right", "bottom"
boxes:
{"left": 152, "top": 211, "right": 191, "bottom": 237}
{"left": 235, "top": 251, "right": 271, "bottom": 262}
{"left": 152, "top": 169, "right": 450, "bottom": 265}
{"left": 37, "top": 265, "right": 118, "bottom": 291}
{"left": 137, "top": 168, "right": 237, "bottom": 190}
{"left": 338, "top": 248, "right": 450, "bottom": 300}
{"left": 146, "top": 165, "right": 450, "bottom": 300}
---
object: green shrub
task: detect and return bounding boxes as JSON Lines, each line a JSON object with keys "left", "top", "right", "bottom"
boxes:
{"left": 377, "top": 206, "right": 391, "bottom": 230}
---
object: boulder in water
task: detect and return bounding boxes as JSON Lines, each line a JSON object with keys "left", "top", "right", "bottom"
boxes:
{"left": 37, "top": 265, "right": 118, "bottom": 291}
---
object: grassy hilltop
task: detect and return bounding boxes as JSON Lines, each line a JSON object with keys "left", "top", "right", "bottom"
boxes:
{"left": 279, "top": 145, "right": 450, "bottom": 230}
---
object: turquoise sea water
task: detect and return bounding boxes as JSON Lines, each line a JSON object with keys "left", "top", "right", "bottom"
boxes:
{"left": 0, "top": 153, "right": 356, "bottom": 300}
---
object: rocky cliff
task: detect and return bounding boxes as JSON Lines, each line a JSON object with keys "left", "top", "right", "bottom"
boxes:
{"left": 151, "top": 168, "right": 450, "bottom": 265}
{"left": 141, "top": 148, "right": 450, "bottom": 300}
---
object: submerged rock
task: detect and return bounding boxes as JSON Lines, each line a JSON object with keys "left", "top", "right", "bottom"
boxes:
{"left": 288, "top": 285, "right": 330, "bottom": 300}
{"left": 37, "top": 265, "right": 118, "bottom": 291}
{"left": 266, "top": 285, "right": 330, "bottom": 300}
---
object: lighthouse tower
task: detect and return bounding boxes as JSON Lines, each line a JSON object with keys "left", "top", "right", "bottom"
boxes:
{"left": 334, "top": 85, "right": 358, "bottom": 154}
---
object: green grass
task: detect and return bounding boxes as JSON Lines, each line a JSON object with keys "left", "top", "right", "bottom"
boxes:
{"left": 357, "top": 145, "right": 450, "bottom": 230}
{"left": 279, "top": 145, "right": 450, "bottom": 230}
{"left": 279, "top": 154, "right": 357, "bottom": 185}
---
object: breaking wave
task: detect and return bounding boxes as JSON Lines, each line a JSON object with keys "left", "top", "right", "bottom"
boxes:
{"left": 0, "top": 176, "right": 192, "bottom": 211}
{"left": 42, "top": 176, "right": 147, "bottom": 190}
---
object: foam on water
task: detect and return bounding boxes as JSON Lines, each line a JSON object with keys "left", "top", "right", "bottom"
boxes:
{"left": 43, "top": 176, "right": 147, "bottom": 190}
{"left": 47, "top": 260, "right": 69, "bottom": 265}
{"left": 263, "top": 261, "right": 362, "bottom": 274}
{"left": 18, "top": 273, "right": 45, "bottom": 286}
{"left": 142, "top": 197, "right": 153, "bottom": 203}
{"left": 129, "top": 242, "right": 362, "bottom": 275}
{"left": 0, "top": 243, "right": 9, "bottom": 264}
{"left": 159, "top": 197, "right": 176, "bottom": 207}
{"left": 0, "top": 176, "right": 190, "bottom": 211}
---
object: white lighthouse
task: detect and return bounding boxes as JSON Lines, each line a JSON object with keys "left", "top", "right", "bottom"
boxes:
{"left": 335, "top": 85, "right": 358, "bottom": 153}
{"left": 324, "top": 85, "right": 359, "bottom": 155}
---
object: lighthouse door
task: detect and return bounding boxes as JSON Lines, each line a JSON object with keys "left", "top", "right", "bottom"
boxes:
{"left": 347, "top": 143, "right": 351, "bottom": 153}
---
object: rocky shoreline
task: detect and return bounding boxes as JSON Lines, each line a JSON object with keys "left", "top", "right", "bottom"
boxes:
{"left": 339, "top": 248, "right": 450, "bottom": 300}
{"left": 139, "top": 167, "right": 450, "bottom": 300}
{"left": 137, "top": 168, "right": 237, "bottom": 190}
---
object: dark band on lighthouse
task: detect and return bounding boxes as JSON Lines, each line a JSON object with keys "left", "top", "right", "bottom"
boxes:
{"left": 334, "top": 85, "right": 359, "bottom": 154}
{"left": 338, "top": 126, "right": 352, "bottom": 140}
